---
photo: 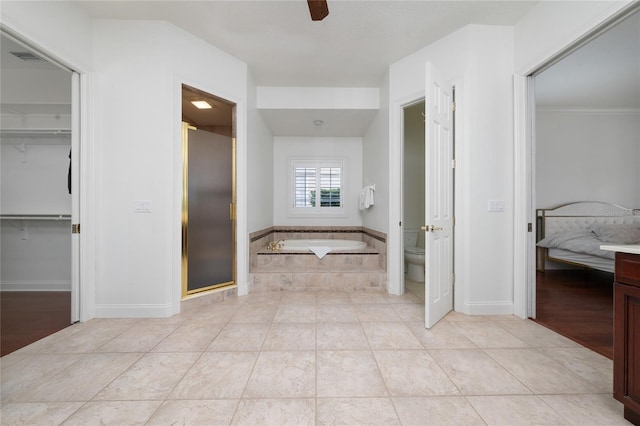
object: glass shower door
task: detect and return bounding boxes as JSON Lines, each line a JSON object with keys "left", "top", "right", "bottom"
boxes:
{"left": 182, "top": 123, "right": 235, "bottom": 295}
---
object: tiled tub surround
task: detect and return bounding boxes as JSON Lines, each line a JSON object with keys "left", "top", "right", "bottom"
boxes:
{"left": 249, "top": 227, "right": 387, "bottom": 292}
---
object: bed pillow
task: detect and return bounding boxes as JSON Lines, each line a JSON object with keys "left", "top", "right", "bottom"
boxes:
{"left": 536, "top": 232, "right": 615, "bottom": 259}
{"left": 588, "top": 223, "right": 640, "bottom": 244}
{"left": 536, "top": 232, "right": 589, "bottom": 248}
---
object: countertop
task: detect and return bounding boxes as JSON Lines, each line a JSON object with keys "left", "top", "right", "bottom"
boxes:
{"left": 600, "top": 244, "right": 640, "bottom": 255}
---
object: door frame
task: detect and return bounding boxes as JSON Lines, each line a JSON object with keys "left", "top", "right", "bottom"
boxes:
{"left": 513, "top": 3, "right": 640, "bottom": 319}
{"left": 172, "top": 76, "right": 247, "bottom": 313}
{"left": 0, "top": 27, "right": 91, "bottom": 322}
{"left": 399, "top": 96, "right": 426, "bottom": 282}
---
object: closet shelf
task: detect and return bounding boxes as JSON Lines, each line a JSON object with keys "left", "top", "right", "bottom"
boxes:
{"left": 1, "top": 128, "right": 71, "bottom": 136}
{"left": 0, "top": 214, "right": 71, "bottom": 221}
{"left": 1, "top": 129, "right": 72, "bottom": 146}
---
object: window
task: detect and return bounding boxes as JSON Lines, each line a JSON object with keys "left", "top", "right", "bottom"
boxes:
{"left": 291, "top": 160, "right": 343, "bottom": 215}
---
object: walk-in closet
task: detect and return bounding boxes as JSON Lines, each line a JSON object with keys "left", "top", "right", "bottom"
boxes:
{"left": 1, "top": 34, "right": 74, "bottom": 355}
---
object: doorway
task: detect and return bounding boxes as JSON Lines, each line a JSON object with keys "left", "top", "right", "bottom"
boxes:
{"left": 0, "top": 32, "right": 79, "bottom": 355}
{"left": 396, "top": 63, "right": 456, "bottom": 329}
{"left": 402, "top": 100, "right": 426, "bottom": 302}
{"left": 181, "top": 84, "right": 236, "bottom": 297}
{"left": 522, "top": 8, "right": 640, "bottom": 357}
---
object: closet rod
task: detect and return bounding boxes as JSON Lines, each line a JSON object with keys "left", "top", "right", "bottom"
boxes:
{"left": 0, "top": 214, "right": 71, "bottom": 221}
{"left": 0, "top": 128, "right": 71, "bottom": 136}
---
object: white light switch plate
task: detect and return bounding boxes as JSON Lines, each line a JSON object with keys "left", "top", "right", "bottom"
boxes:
{"left": 134, "top": 200, "right": 152, "bottom": 213}
{"left": 488, "top": 199, "right": 505, "bottom": 212}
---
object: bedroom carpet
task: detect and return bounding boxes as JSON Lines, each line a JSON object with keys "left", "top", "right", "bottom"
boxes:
{"left": 534, "top": 270, "right": 614, "bottom": 359}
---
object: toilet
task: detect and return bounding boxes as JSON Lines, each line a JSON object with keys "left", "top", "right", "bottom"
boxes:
{"left": 404, "top": 229, "right": 426, "bottom": 282}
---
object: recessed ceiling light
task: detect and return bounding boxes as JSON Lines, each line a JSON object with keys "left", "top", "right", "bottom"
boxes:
{"left": 191, "top": 100, "right": 212, "bottom": 109}
{"left": 313, "top": 120, "right": 324, "bottom": 126}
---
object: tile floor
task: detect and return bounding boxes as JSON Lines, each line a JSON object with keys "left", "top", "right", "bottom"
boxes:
{"left": 0, "top": 279, "right": 630, "bottom": 425}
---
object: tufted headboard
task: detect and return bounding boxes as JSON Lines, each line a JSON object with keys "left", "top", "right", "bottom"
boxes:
{"left": 536, "top": 201, "right": 640, "bottom": 241}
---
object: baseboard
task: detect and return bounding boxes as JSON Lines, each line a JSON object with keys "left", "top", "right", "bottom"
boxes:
{"left": 94, "top": 303, "right": 174, "bottom": 318}
{"left": 463, "top": 300, "right": 514, "bottom": 316}
{"left": 0, "top": 280, "right": 71, "bottom": 291}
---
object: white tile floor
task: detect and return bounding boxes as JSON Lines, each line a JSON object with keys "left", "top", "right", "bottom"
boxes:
{"left": 0, "top": 280, "right": 630, "bottom": 425}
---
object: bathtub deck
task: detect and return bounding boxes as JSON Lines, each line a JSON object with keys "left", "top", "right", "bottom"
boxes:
{"left": 250, "top": 247, "right": 387, "bottom": 292}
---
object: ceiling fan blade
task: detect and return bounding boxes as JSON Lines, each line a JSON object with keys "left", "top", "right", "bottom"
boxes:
{"left": 307, "top": 0, "right": 329, "bottom": 21}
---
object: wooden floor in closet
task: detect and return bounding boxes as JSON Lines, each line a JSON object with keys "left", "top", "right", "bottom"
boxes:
{"left": 1, "top": 292, "right": 71, "bottom": 357}
{"left": 534, "top": 269, "right": 614, "bottom": 359}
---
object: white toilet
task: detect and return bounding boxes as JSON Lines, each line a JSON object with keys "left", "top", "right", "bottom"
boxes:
{"left": 404, "top": 229, "right": 426, "bottom": 282}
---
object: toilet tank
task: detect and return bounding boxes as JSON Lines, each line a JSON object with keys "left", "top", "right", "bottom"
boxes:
{"left": 404, "top": 229, "right": 419, "bottom": 248}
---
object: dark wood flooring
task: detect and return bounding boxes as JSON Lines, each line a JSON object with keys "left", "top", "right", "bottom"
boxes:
{"left": 534, "top": 269, "right": 614, "bottom": 359}
{"left": 1, "top": 292, "right": 72, "bottom": 357}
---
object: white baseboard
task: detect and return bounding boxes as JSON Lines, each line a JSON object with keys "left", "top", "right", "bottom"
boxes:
{"left": 0, "top": 280, "right": 71, "bottom": 291}
{"left": 463, "top": 301, "right": 514, "bottom": 316}
{"left": 94, "top": 303, "right": 174, "bottom": 318}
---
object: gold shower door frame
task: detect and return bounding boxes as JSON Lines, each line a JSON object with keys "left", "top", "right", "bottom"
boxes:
{"left": 181, "top": 122, "right": 236, "bottom": 298}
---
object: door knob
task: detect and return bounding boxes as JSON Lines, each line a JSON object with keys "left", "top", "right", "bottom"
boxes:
{"left": 421, "top": 225, "right": 443, "bottom": 232}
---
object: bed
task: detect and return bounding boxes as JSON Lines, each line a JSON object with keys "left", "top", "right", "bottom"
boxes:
{"left": 536, "top": 202, "right": 640, "bottom": 273}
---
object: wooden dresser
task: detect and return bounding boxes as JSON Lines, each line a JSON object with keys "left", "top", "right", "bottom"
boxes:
{"left": 611, "top": 250, "right": 640, "bottom": 425}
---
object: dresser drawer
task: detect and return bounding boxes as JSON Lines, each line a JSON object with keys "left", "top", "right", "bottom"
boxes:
{"left": 616, "top": 252, "right": 640, "bottom": 287}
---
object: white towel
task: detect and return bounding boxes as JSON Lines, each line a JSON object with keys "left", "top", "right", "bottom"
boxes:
{"left": 359, "top": 185, "right": 375, "bottom": 210}
{"left": 308, "top": 246, "right": 332, "bottom": 259}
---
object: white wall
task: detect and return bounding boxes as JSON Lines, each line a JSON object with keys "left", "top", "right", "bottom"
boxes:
{"left": 1, "top": 69, "right": 71, "bottom": 106}
{"left": 1, "top": 142, "right": 71, "bottom": 215}
{"left": 514, "top": 1, "right": 634, "bottom": 74}
{"left": 1, "top": 139, "right": 72, "bottom": 291}
{"left": 536, "top": 110, "right": 640, "bottom": 208}
{"left": 1, "top": 1, "right": 92, "bottom": 72}
{"left": 362, "top": 73, "right": 390, "bottom": 234}
{"left": 466, "top": 27, "right": 516, "bottom": 310}
{"left": 247, "top": 73, "right": 275, "bottom": 233}
{"left": 389, "top": 25, "right": 516, "bottom": 313}
{"left": 1, "top": 220, "right": 71, "bottom": 291}
{"left": 92, "top": 19, "right": 248, "bottom": 316}
{"left": 273, "top": 137, "right": 363, "bottom": 227}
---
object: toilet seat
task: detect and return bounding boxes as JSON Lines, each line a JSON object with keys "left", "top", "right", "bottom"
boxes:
{"left": 404, "top": 246, "right": 425, "bottom": 255}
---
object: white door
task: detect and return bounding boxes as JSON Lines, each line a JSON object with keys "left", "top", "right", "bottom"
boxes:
{"left": 424, "top": 62, "right": 454, "bottom": 328}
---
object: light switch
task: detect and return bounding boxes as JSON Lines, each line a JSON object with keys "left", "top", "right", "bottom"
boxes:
{"left": 488, "top": 199, "right": 505, "bottom": 212}
{"left": 134, "top": 200, "right": 152, "bottom": 213}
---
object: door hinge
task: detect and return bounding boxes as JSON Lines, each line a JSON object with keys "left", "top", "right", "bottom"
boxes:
{"left": 452, "top": 101, "right": 456, "bottom": 112}
{"left": 452, "top": 273, "right": 455, "bottom": 284}
{"left": 451, "top": 159, "right": 456, "bottom": 169}
{"left": 453, "top": 217, "right": 456, "bottom": 226}
{"left": 72, "top": 224, "right": 80, "bottom": 234}
{"left": 527, "top": 222, "right": 533, "bottom": 233}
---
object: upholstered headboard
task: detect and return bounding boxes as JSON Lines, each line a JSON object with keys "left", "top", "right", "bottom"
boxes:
{"left": 537, "top": 201, "right": 640, "bottom": 241}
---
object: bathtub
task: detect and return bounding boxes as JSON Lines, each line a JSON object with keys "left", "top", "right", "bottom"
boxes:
{"left": 277, "top": 239, "right": 367, "bottom": 251}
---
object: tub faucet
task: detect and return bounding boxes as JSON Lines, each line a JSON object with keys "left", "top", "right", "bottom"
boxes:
{"left": 268, "top": 240, "right": 284, "bottom": 251}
